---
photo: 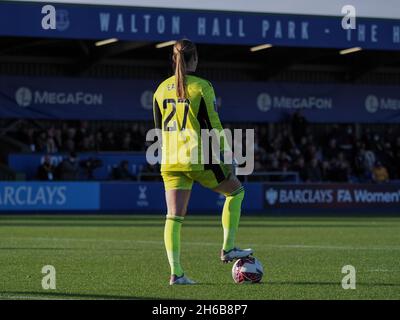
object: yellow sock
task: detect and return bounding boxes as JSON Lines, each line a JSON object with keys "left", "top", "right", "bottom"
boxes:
{"left": 222, "top": 186, "right": 245, "bottom": 251}
{"left": 164, "top": 215, "right": 184, "bottom": 276}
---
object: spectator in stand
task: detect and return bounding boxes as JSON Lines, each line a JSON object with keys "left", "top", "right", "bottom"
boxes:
{"left": 291, "top": 111, "right": 308, "bottom": 144}
{"left": 58, "top": 152, "right": 79, "bottom": 180}
{"left": 104, "top": 131, "right": 116, "bottom": 151}
{"left": 293, "top": 157, "right": 308, "bottom": 182}
{"left": 280, "top": 159, "right": 293, "bottom": 182}
{"left": 354, "top": 143, "right": 371, "bottom": 182}
{"left": 257, "top": 125, "right": 269, "bottom": 151}
{"left": 371, "top": 133, "right": 384, "bottom": 156}
{"left": 306, "top": 157, "right": 322, "bottom": 182}
{"left": 45, "top": 136, "right": 58, "bottom": 154}
{"left": 35, "top": 131, "right": 47, "bottom": 152}
{"left": 112, "top": 160, "right": 135, "bottom": 180}
{"left": 26, "top": 128, "right": 36, "bottom": 152}
{"left": 122, "top": 132, "right": 133, "bottom": 151}
{"left": 321, "top": 160, "right": 331, "bottom": 181}
{"left": 280, "top": 128, "right": 295, "bottom": 153}
{"left": 394, "top": 137, "right": 400, "bottom": 179}
{"left": 364, "top": 148, "right": 376, "bottom": 174}
{"left": 81, "top": 134, "right": 95, "bottom": 152}
{"left": 372, "top": 161, "right": 389, "bottom": 183}
{"left": 304, "top": 143, "right": 314, "bottom": 163}
{"left": 95, "top": 131, "right": 104, "bottom": 151}
{"left": 338, "top": 125, "right": 356, "bottom": 159}
{"left": 381, "top": 142, "right": 396, "bottom": 179}
{"left": 36, "top": 155, "right": 55, "bottom": 181}
{"left": 54, "top": 128, "right": 63, "bottom": 150}
{"left": 254, "top": 152, "right": 264, "bottom": 172}
{"left": 75, "top": 121, "right": 90, "bottom": 149}
{"left": 64, "top": 127, "right": 76, "bottom": 153}
{"left": 323, "top": 138, "right": 339, "bottom": 160}
{"left": 327, "top": 153, "right": 350, "bottom": 182}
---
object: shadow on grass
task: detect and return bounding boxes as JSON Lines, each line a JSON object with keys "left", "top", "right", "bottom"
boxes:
{"left": 0, "top": 291, "right": 160, "bottom": 300}
{"left": 269, "top": 280, "right": 400, "bottom": 287}
{"left": 0, "top": 223, "right": 392, "bottom": 228}
{"left": 199, "top": 280, "right": 400, "bottom": 287}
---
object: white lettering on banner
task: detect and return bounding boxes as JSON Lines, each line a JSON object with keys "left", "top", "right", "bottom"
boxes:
{"left": 257, "top": 93, "right": 332, "bottom": 112}
{"left": 273, "top": 96, "right": 332, "bottom": 109}
{"left": 265, "top": 188, "right": 400, "bottom": 206}
{"left": 364, "top": 95, "right": 400, "bottom": 114}
{"left": 116, "top": 14, "right": 124, "bottom": 32}
{"left": 337, "top": 189, "right": 353, "bottom": 202}
{"left": 95, "top": 13, "right": 313, "bottom": 39}
{"left": 137, "top": 185, "right": 149, "bottom": 207}
{"left": 346, "top": 24, "right": 380, "bottom": 43}
{"left": 0, "top": 186, "right": 67, "bottom": 206}
{"left": 353, "top": 190, "right": 400, "bottom": 203}
{"left": 262, "top": 20, "right": 309, "bottom": 40}
{"left": 26, "top": 90, "right": 103, "bottom": 106}
{"left": 92, "top": 10, "right": 400, "bottom": 47}
{"left": 393, "top": 26, "right": 400, "bottom": 43}
{"left": 279, "top": 189, "right": 334, "bottom": 204}
{"left": 100, "top": 13, "right": 181, "bottom": 35}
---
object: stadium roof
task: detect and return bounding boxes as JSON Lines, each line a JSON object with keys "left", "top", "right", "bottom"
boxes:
{"left": 1, "top": 36, "right": 400, "bottom": 83}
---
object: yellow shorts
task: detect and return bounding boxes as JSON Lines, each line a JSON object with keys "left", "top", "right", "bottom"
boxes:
{"left": 161, "top": 164, "right": 231, "bottom": 190}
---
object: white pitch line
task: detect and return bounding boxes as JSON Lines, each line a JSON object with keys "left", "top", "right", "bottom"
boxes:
{"left": 367, "top": 269, "right": 400, "bottom": 273}
{"left": 1, "top": 236, "right": 400, "bottom": 251}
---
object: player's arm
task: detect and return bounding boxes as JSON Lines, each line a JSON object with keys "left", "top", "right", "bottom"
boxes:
{"left": 200, "top": 82, "right": 235, "bottom": 164}
{"left": 153, "top": 92, "right": 162, "bottom": 130}
{"left": 153, "top": 92, "right": 163, "bottom": 151}
{"left": 201, "top": 82, "right": 224, "bottom": 132}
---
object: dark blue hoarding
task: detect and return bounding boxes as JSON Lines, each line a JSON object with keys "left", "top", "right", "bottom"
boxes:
{"left": 1, "top": 1, "right": 400, "bottom": 50}
{"left": 2, "top": 76, "right": 400, "bottom": 123}
{"left": 1, "top": 181, "right": 399, "bottom": 213}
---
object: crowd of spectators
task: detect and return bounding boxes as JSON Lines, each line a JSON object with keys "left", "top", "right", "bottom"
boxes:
{"left": 251, "top": 111, "right": 400, "bottom": 183}
{"left": 12, "top": 121, "right": 148, "bottom": 153}
{"left": 7, "top": 115, "right": 400, "bottom": 183}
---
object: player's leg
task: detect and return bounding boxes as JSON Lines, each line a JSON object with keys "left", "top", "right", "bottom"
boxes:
{"left": 212, "top": 172, "right": 252, "bottom": 262}
{"left": 162, "top": 172, "right": 195, "bottom": 285}
{"left": 190, "top": 165, "right": 252, "bottom": 262}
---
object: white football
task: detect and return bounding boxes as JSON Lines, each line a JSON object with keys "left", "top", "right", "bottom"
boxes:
{"left": 232, "top": 257, "right": 264, "bottom": 284}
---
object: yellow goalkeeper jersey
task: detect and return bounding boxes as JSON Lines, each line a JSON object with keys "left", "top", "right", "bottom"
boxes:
{"left": 153, "top": 74, "right": 225, "bottom": 172}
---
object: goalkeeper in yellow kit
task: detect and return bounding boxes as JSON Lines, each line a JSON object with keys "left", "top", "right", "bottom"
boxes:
{"left": 153, "top": 39, "right": 253, "bottom": 285}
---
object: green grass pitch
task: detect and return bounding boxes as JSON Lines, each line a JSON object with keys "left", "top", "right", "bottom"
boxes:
{"left": 0, "top": 215, "right": 399, "bottom": 300}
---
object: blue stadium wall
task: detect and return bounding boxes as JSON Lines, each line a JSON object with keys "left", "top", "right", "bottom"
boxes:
{"left": 1, "top": 182, "right": 399, "bottom": 214}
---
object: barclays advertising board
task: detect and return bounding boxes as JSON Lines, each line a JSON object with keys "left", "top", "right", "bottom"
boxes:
{"left": 2, "top": 76, "right": 400, "bottom": 123}
{"left": 1, "top": 2, "right": 400, "bottom": 50}
{"left": 264, "top": 184, "right": 400, "bottom": 210}
{"left": 0, "top": 182, "right": 100, "bottom": 211}
{"left": 1, "top": 181, "right": 399, "bottom": 213}
{"left": 101, "top": 182, "right": 262, "bottom": 212}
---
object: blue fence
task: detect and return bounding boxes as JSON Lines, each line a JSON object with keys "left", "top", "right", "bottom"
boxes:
{"left": 1, "top": 182, "right": 399, "bottom": 214}
{"left": 9, "top": 153, "right": 147, "bottom": 180}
